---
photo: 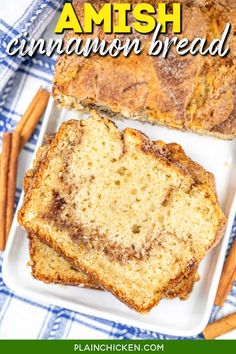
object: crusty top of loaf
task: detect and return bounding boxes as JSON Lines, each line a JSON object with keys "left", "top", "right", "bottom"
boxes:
{"left": 18, "top": 114, "right": 226, "bottom": 312}
{"left": 53, "top": 0, "right": 236, "bottom": 139}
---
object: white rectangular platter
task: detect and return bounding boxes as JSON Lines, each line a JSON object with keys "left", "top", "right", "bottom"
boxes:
{"left": 3, "top": 97, "right": 236, "bottom": 337}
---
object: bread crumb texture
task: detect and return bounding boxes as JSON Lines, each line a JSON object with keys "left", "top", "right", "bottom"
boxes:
{"left": 26, "top": 141, "right": 197, "bottom": 297}
{"left": 18, "top": 115, "right": 226, "bottom": 312}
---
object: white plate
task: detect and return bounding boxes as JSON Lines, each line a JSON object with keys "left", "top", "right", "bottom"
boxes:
{"left": 3, "top": 97, "right": 236, "bottom": 337}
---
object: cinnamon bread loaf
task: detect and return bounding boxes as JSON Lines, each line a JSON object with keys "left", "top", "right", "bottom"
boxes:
{"left": 53, "top": 0, "right": 236, "bottom": 139}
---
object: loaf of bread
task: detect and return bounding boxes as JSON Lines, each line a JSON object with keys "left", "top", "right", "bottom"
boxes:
{"left": 53, "top": 0, "right": 236, "bottom": 139}
{"left": 18, "top": 114, "right": 226, "bottom": 312}
{"left": 25, "top": 138, "right": 197, "bottom": 296}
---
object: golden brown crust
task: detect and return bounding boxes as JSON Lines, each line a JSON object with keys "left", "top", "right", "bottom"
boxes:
{"left": 24, "top": 135, "right": 54, "bottom": 193}
{"left": 164, "top": 262, "right": 199, "bottom": 300}
{"left": 53, "top": 0, "right": 236, "bottom": 140}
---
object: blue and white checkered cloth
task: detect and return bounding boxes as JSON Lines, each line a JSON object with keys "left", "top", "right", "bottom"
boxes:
{"left": 0, "top": 0, "right": 236, "bottom": 339}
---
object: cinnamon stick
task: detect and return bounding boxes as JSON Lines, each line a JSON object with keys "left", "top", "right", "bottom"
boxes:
{"left": 214, "top": 239, "right": 236, "bottom": 306}
{"left": 0, "top": 133, "right": 12, "bottom": 250}
{"left": 5, "top": 131, "right": 21, "bottom": 240}
{"left": 20, "top": 89, "right": 50, "bottom": 149}
{"left": 203, "top": 312, "right": 236, "bottom": 339}
{"left": 0, "top": 88, "right": 50, "bottom": 249}
{"left": 15, "top": 88, "right": 43, "bottom": 134}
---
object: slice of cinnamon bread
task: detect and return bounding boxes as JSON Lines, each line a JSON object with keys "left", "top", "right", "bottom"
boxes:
{"left": 25, "top": 133, "right": 198, "bottom": 297}
{"left": 18, "top": 114, "right": 226, "bottom": 312}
